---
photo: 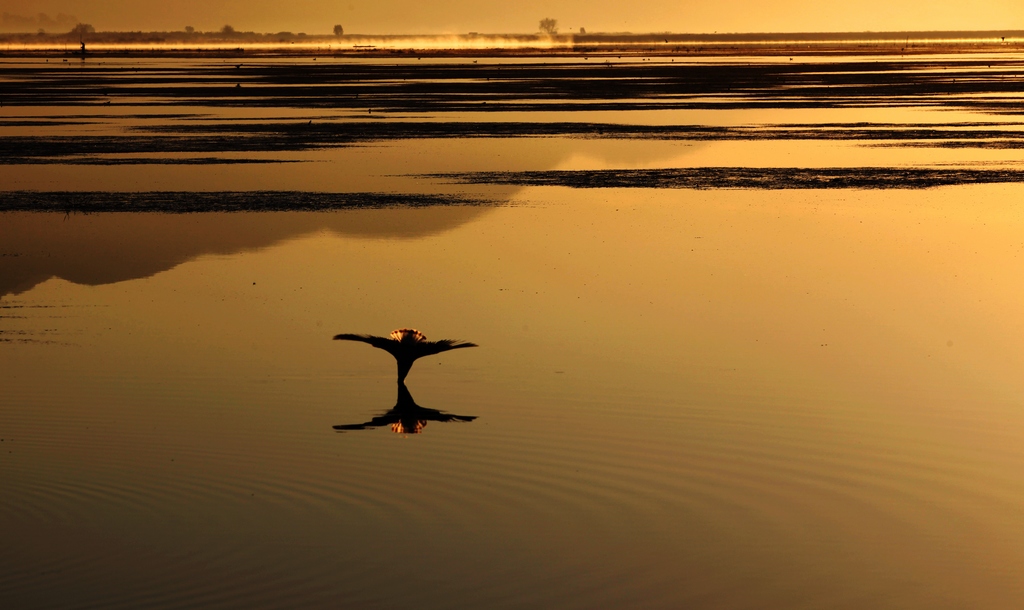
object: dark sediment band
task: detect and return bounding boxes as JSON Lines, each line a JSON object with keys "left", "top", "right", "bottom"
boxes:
{"left": 3, "top": 59, "right": 1023, "bottom": 113}
{"left": 0, "top": 157, "right": 299, "bottom": 165}
{"left": 137, "top": 121, "right": 1024, "bottom": 142}
{"left": 878, "top": 140, "right": 1024, "bottom": 149}
{"left": 432, "top": 167, "right": 1024, "bottom": 189}
{"left": 3, "top": 57, "right": 1023, "bottom": 167}
{"left": 0, "top": 191, "right": 491, "bottom": 213}
{"left": 5, "top": 122, "right": 1024, "bottom": 162}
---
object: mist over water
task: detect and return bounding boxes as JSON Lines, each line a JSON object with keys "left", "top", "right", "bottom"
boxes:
{"left": 2, "top": 47, "right": 1024, "bottom": 608}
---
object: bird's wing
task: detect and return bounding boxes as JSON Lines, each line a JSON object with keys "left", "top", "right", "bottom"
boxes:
{"left": 332, "top": 333, "right": 397, "bottom": 355}
{"left": 433, "top": 413, "right": 477, "bottom": 423}
{"left": 333, "top": 422, "right": 373, "bottom": 431}
{"left": 332, "top": 412, "right": 400, "bottom": 431}
{"left": 334, "top": 411, "right": 476, "bottom": 430}
{"left": 416, "top": 340, "right": 478, "bottom": 357}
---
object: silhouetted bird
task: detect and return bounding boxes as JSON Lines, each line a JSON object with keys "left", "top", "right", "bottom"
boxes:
{"left": 333, "top": 328, "right": 477, "bottom": 383}
{"left": 333, "top": 380, "right": 476, "bottom": 434}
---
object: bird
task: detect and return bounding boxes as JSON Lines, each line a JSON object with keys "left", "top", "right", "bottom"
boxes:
{"left": 333, "top": 380, "right": 476, "bottom": 434}
{"left": 333, "top": 328, "right": 477, "bottom": 383}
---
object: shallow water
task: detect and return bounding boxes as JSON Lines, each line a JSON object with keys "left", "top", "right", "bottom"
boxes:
{"left": 3, "top": 52, "right": 1024, "bottom": 608}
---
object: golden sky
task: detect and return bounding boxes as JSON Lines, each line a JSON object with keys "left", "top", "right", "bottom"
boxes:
{"left": 2, "top": 0, "right": 1022, "bottom": 35}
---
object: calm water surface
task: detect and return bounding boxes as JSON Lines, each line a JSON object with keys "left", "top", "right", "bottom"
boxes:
{"left": 2, "top": 52, "right": 1024, "bottom": 608}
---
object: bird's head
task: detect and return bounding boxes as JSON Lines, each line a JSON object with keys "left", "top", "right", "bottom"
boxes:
{"left": 390, "top": 328, "right": 426, "bottom": 343}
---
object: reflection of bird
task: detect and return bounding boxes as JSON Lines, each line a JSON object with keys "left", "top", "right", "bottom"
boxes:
{"left": 333, "top": 381, "right": 476, "bottom": 434}
{"left": 333, "top": 328, "right": 477, "bottom": 383}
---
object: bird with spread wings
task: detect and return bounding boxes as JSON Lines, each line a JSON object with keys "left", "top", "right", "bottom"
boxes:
{"left": 332, "top": 381, "right": 476, "bottom": 434}
{"left": 332, "top": 328, "right": 477, "bottom": 383}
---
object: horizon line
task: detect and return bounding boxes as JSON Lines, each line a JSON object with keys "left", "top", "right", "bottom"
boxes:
{"left": 3, "top": 28, "right": 1024, "bottom": 38}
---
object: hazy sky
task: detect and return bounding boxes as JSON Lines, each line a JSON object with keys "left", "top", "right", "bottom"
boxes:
{"left": 3, "top": 0, "right": 1023, "bottom": 35}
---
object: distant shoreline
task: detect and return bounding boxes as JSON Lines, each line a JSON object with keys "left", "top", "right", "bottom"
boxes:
{"left": 1, "top": 30, "right": 1022, "bottom": 57}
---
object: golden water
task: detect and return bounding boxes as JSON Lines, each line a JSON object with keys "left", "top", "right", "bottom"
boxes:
{"left": 2, "top": 53, "right": 1024, "bottom": 608}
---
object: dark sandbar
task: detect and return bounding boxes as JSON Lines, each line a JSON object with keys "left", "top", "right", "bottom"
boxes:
{"left": 434, "top": 167, "right": 1024, "bottom": 189}
{"left": 0, "top": 191, "right": 491, "bottom": 213}
{"left": 6, "top": 122, "right": 1024, "bottom": 163}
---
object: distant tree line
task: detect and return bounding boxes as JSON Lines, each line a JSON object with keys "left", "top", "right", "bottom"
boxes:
{"left": 13, "top": 21, "right": 341, "bottom": 40}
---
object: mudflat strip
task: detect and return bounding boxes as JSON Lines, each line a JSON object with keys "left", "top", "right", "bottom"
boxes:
{"left": 0, "top": 191, "right": 491, "bottom": 212}
{"left": 6, "top": 122, "right": 1024, "bottom": 164}
{"left": 4, "top": 59, "right": 1024, "bottom": 112}
{"left": 435, "top": 167, "right": 1024, "bottom": 189}
{"left": 3, "top": 55, "right": 1023, "bottom": 170}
